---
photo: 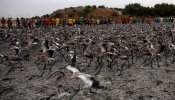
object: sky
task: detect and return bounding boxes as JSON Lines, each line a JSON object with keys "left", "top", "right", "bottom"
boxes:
{"left": 0, "top": 0, "right": 175, "bottom": 18}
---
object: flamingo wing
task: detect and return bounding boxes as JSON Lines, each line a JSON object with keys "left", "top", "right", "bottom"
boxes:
{"left": 66, "top": 65, "right": 80, "bottom": 73}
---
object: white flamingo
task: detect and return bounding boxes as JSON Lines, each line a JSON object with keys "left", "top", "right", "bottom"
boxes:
{"left": 69, "top": 72, "right": 100, "bottom": 90}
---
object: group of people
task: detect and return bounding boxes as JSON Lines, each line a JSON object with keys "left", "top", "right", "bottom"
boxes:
{"left": 1, "top": 16, "right": 175, "bottom": 28}
{"left": 1, "top": 17, "right": 13, "bottom": 28}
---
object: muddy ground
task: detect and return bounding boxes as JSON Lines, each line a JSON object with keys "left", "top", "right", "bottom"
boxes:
{"left": 0, "top": 25, "right": 175, "bottom": 100}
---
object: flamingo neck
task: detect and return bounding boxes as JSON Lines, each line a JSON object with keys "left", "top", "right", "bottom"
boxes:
{"left": 150, "top": 44, "right": 154, "bottom": 48}
{"left": 42, "top": 45, "right": 47, "bottom": 53}
{"left": 69, "top": 54, "right": 74, "bottom": 59}
{"left": 100, "top": 46, "right": 106, "bottom": 53}
{"left": 28, "top": 38, "right": 33, "bottom": 45}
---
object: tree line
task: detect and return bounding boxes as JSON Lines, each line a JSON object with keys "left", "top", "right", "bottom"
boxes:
{"left": 124, "top": 3, "right": 175, "bottom": 16}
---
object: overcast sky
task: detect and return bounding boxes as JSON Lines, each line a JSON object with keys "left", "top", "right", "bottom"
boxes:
{"left": 0, "top": 0, "right": 175, "bottom": 18}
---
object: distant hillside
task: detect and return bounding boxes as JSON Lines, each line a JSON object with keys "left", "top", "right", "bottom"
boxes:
{"left": 48, "top": 5, "right": 122, "bottom": 18}
{"left": 37, "top": 3, "right": 175, "bottom": 19}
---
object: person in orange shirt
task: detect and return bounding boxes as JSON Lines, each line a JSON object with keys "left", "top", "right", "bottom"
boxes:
{"left": 43, "top": 18, "right": 49, "bottom": 27}
{"left": 146, "top": 17, "right": 152, "bottom": 24}
{"left": 52, "top": 18, "right": 56, "bottom": 26}
{"left": 30, "top": 17, "right": 35, "bottom": 28}
{"left": 129, "top": 17, "right": 133, "bottom": 24}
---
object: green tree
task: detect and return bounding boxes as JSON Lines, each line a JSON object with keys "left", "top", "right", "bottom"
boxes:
{"left": 33, "top": 16, "right": 40, "bottom": 19}
{"left": 85, "top": 5, "right": 92, "bottom": 9}
{"left": 154, "top": 3, "right": 175, "bottom": 16}
{"left": 92, "top": 5, "right": 97, "bottom": 9}
{"left": 125, "top": 3, "right": 143, "bottom": 16}
{"left": 98, "top": 5, "right": 105, "bottom": 8}
{"left": 41, "top": 14, "right": 49, "bottom": 18}
{"left": 124, "top": 3, "right": 175, "bottom": 16}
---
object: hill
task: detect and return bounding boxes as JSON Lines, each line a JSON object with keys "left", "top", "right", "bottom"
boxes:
{"left": 49, "top": 5, "right": 122, "bottom": 18}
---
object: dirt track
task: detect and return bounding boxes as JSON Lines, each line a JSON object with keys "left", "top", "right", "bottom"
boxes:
{"left": 0, "top": 24, "right": 175, "bottom": 100}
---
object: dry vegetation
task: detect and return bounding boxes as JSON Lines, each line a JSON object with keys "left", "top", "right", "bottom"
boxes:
{"left": 50, "top": 6, "right": 122, "bottom": 18}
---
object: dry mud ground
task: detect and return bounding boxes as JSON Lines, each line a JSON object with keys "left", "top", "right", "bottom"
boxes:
{"left": 0, "top": 30, "right": 175, "bottom": 100}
